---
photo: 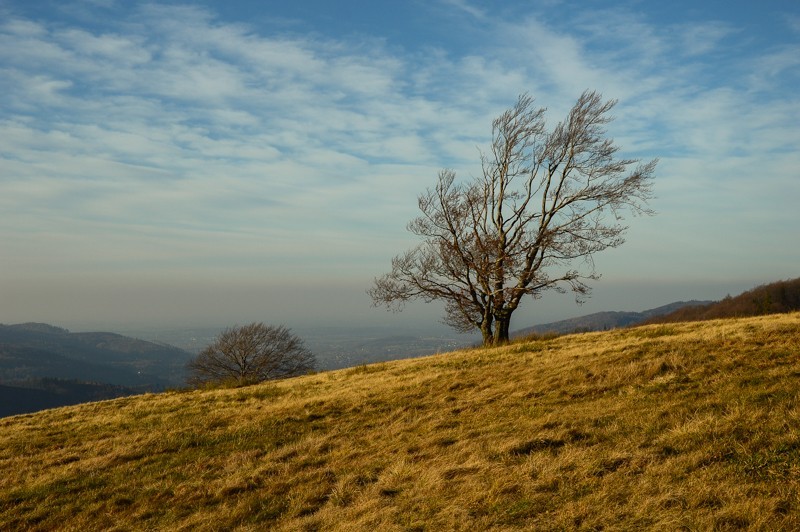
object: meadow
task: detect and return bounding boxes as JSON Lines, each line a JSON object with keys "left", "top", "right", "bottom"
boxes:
{"left": 2, "top": 313, "right": 799, "bottom": 530}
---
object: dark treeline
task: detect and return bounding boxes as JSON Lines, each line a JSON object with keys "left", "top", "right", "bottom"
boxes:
{"left": 642, "top": 278, "right": 800, "bottom": 325}
{"left": 0, "top": 378, "right": 135, "bottom": 418}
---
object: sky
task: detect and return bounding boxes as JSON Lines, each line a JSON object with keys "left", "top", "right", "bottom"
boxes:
{"left": 1, "top": 0, "right": 798, "bottom": 333}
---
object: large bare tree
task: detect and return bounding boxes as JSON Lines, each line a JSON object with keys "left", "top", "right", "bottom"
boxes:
{"left": 370, "top": 91, "right": 656, "bottom": 346}
{"left": 187, "top": 322, "right": 315, "bottom": 387}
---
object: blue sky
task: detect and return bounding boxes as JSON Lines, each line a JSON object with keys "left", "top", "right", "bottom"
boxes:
{"left": 1, "top": 0, "right": 798, "bottom": 331}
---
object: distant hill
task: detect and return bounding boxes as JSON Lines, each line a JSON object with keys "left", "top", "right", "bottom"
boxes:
{"left": 514, "top": 300, "right": 713, "bottom": 336}
{"left": 0, "top": 323, "right": 194, "bottom": 417}
{"left": 515, "top": 279, "right": 800, "bottom": 336}
{"left": 641, "top": 277, "right": 800, "bottom": 325}
{"left": 0, "top": 323, "right": 193, "bottom": 389}
{"left": 0, "top": 344, "right": 152, "bottom": 385}
{"left": 0, "top": 378, "right": 135, "bottom": 417}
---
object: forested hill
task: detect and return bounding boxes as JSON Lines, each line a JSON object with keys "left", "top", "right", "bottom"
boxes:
{"left": 0, "top": 379, "right": 135, "bottom": 418}
{"left": 641, "top": 278, "right": 800, "bottom": 325}
{"left": 516, "top": 278, "right": 800, "bottom": 336}
{"left": 0, "top": 322, "right": 192, "bottom": 388}
{"left": 514, "top": 300, "right": 712, "bottom": 336}
{"left": 0, "top": 323, "right": 193, "bottom": 416}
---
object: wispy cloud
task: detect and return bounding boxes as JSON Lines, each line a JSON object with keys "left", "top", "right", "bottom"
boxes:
{"left": 677, "top": 21, "right": 738, "bottom": 56}
{"left": 1, "top": 0, "right": 798, "bottom": 327}
{"left": 786, "top": 13, "right": 800, "bottom": 33}
{"left": 439, "top": 0, "right": 487, "bottom": 20}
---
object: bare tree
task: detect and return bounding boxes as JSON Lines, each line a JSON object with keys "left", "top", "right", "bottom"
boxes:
{"left": 370, "top": 91, "right": 656, "bottom": 346}
{"left": 187, "top": 322, "right": 315, "bottom": 387}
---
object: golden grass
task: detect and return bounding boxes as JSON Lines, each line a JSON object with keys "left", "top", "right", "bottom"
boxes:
{"left": 2, "top": 313, "right": 800, "bottom": 530}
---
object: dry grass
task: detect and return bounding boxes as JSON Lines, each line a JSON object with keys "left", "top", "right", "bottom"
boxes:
{"left": 2, "top": 313, "right": 800, "bottom": 530}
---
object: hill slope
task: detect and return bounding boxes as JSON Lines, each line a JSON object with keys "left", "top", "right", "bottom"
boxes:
{"left": 0, "top": 323, "right": 193, "bottom": 389}
{"left": 514, "top": 300, "right": 713, "bottom": 335}
{"left": 0, "top": 379, "right": 135, "bottom": 418}
{"left": 2, "top": 314, "right": 799, "bottom": 530}
{"left": 643, "top": 277, "right": 800, "bottom": 324}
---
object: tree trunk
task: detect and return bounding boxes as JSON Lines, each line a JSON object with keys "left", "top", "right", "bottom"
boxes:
{"left": 480, "top": 321, "right": 494, "bottom": 346}
{"left": 493, "top": 317, "right": 511, "bottom": 345}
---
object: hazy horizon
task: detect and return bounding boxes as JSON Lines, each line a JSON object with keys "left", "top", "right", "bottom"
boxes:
{"left": 1, "top": 277, "right": 766, "bottom": 334}
{"left": 1, "top": 1, "right": 798, "bottom": 334}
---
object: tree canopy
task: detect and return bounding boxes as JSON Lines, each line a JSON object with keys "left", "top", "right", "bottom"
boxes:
{"left": 187, "top": 323, "right": 315, "bottom": 387}
{"left": 370, "top": 91, "right": 656, "bottom": 345}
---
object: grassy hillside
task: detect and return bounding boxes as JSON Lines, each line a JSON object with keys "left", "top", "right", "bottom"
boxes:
{"left": 2, "top": 314, "right": 799, "bottom": 530}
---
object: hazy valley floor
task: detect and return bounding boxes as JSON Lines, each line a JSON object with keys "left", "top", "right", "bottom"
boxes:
{"left": 1, "top": 313, "right": 799, "bottom": 530}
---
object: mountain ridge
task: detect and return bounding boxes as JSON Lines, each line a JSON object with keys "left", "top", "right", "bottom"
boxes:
{"left": 0, "top": 323, "right": 193, "bottom": 416}
{"left": 0, "top": 378, "right": 135, "bottom": 418}
{"left": 514, "top": 300, "right": 713, "bottom": 336}
{"left": 0, "top": 322, "right": 193, "bottom": 388}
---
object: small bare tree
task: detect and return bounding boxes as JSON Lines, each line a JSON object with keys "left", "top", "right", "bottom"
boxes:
{"left": 187, "top": 322, "right": 315, "bottom": 387}
{"left": 370, "top": 91, "right": 656, "bottom": 346}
